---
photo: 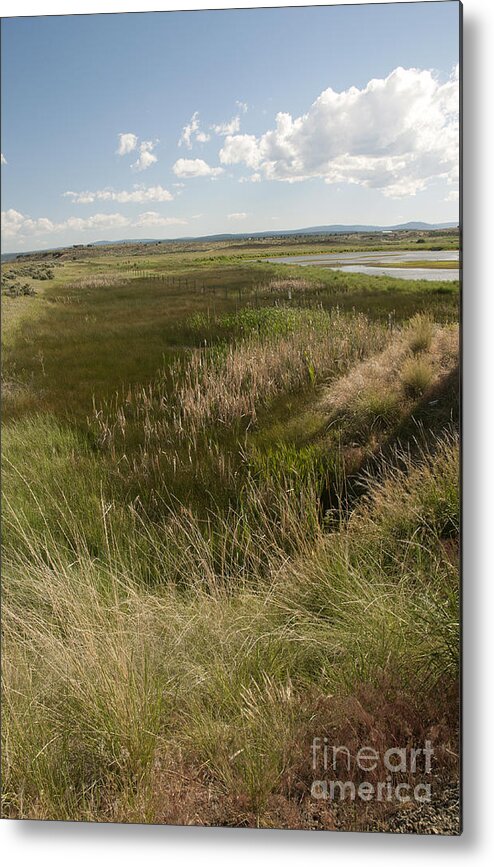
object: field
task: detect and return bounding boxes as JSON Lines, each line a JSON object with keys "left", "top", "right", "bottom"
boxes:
{"left": 1, "top": 230, "right": 460, "bottom": 831}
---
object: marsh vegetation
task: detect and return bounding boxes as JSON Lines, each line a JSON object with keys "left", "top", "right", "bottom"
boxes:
{"left": 1, "top": 231, "right": 460, "bottom": 830}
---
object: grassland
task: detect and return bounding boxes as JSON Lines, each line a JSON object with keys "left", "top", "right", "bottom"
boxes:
{"left": 1, "top": 231, "right": 460, "bottom": 831}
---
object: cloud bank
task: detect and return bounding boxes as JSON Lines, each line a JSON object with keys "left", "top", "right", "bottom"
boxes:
{"left": 63, "top": 185, "right": 173, "bottom": 205}
{"left": 2, "top": 208, "right": 187, "bottom": 241}
{"left": 219, "top": 65, "right": 459, "bottom": 198}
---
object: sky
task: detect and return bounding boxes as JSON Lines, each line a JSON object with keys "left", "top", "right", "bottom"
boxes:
{"left": 1, "top": 2, "right": 460, "bottom": 252}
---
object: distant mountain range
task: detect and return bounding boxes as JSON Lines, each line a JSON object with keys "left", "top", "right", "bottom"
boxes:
{"left": 92, "top": 221, "right": 458, "bottom": 245}
{"left": 1, "top": 221, "right": 458, "bottom": 260}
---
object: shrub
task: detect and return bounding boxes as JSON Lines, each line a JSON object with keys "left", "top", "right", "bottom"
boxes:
{"left": 401, "top": 356, "right": 434, "bottom": 398}
{"left": 407, "top": 313, "right": 434, "bottom": 354}
{"left": 350, "top": 388, "right": 402, "bottom": 438}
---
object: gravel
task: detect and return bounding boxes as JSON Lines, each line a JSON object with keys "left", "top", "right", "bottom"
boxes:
{"left": 384, "top": 782, "right": 461, "bottom": 835}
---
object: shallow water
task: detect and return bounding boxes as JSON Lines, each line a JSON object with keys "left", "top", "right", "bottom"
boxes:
{"left": 264, "top": 249, "right": 460, "bottom": 282}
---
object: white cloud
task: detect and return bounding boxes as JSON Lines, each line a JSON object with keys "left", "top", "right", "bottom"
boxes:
{"left": 179, "top": 111, "right": 199, "bottom": 148}
{"left": 63, "top": 213, "right": 130, "bottom": 233}
{"left": 446, "top": 189, "right": 459, "bottom": 202}
{"left": 63, "top": 185, "right": 173, "bottom": 205}
{"left": 220, "top": 134, "right": 260, "bottom": 168}
{"left": 250, "top": 172, "right": 261, "bottom": 183}
{"left": 238, "top": 174, "right": 261, "bottom": 184}
{"left": 2, "top": 209, "right": 129, "bottom": 239}
{"left": 116, "top": 133, "right": 138, "bottom": 155}
{"left": 180, "top": 110, "right": 243, "bottom": 145}
{"left": 132, "top": 211, "right": 187, "bottom": 228}
{"left": 1, "top": 153, "right": 7, "bottom": 165}
{"left": 2, "top": 208, "right": 187, "bottom": 241}
{"left": 236, "top": 101, "right": 248, "bottom": 114}
{"left": 131, "top": 140, "right": 158, "bottom": 172}
{"left": 212, "top": 116, "right": 241, "bottom": 136}
{"left": 117, "top": 133, "right": 158, "bottom": 171}
{"left": 2, "top": 209, "right": 57, "bottom": 238}
{"left": 219, "top": 65, "right": 459, "bottom": 198}
{"left": 178, "top": 112, "right": 210, "bottom": 149}
{"left": 227, "top": 212, "right": 248, "bottom": 221}
{"left": 172, "top": 158, "right": 223, "bottom": 179}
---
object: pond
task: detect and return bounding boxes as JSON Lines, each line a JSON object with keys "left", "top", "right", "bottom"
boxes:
{"left": 263, "top": 249, "right": 460, "bottom": 282}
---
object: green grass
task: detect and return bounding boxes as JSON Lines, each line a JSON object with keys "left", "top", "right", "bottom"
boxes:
{"left": 1, "top": 233, "right": 460, "bottom": 828}
{"left": 368, "top": 259, "right": 458, "bottom": 269}
{"left": 401, "top": 356, "right": 434, "bottom": 398}
{"left": 2, "top": 241, "right": 458, "bottom": 423}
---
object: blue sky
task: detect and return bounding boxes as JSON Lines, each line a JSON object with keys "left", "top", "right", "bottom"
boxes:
{"left": 1, "top": 2, "right": 460, "bottom": 251}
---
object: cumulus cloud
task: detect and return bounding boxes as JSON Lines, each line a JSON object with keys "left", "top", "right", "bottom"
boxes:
{"left": 2, "top": 208, "right": 187, "bottom": 241}
{"left": 236, "top": 100, "right": 248, "bottom": 114}
{"left": 227, "top": 212, "right": 248, "bottom": 221}
{"left": 178, "top": 112, "right": 210, "bottom": 148}
{"left": 172, "top": 158, "right": 223, "bottom": 179}
{"left": 212, "top": 116, "right": 241, "bottom": 136}
{"left": 131, "top": 140, "right": 158, "bottom": 172}
{"left": 220, "top": 134, "right": 259, "bottom": 168}
{"left": 2, "top": 209, "right": 129, "bottom": 239}
{"left": 2, "top": 209, "right": 54, "bottom": 238}
{"left": 1, "top": 153, "right": 6, "bottom": 165}
{"left": 116, "top": 133, "right": 138, "bottom": 155}
{"left": 117, "top": 133, "right": 159, "bottom": 171}
{"left": 219, "top": 65, "right": 459, "bottom": 198}
{"left": 63, "top": 185, "right": 173, "bottom": 204}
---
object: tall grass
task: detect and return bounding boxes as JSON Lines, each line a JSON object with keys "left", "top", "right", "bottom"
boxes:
{"left": 2, "top": 429, "right": 459, "bottom": 822}
{"left": 90, "top": 308, "right": 388, "bottom": 518}
{"left": 2, "top": 293, "right": 460, "bottom": 827}
{"left": 320, "top": 318, "right": 458, "bottom": 443}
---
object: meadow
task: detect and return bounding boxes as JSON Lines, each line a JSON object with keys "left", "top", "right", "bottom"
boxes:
{"left": 1, "top": 231, "right": 460, "bottom": 831}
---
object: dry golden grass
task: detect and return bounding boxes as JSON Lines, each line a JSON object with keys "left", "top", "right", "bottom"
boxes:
{"left": 260, "top": 277, "right": 324, "bottom": 294}
{"left": 65, "top": 273, "right": 134, "bottom": 290}
{"left": 91, "top": 309, "right": 388, "bottom": 497}
{"left": 401, "top": 356, "right": 434, "bottom": 398}
{"left": 2, "top": 431, "right": 459, "bottom": 824}
{"left": 320, "top": 319, "right": 458, "bottom": 420}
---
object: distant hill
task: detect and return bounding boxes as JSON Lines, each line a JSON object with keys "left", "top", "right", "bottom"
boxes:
{"left": 93, "top": 222, "right": 458, "bottom": 244}
{"left": 2, "top": 221, "right": 458, "bottom": 260}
